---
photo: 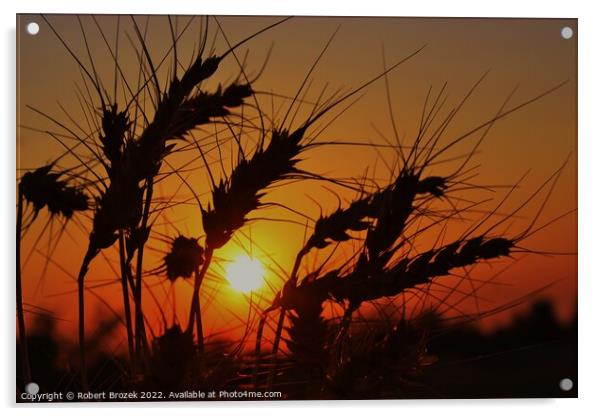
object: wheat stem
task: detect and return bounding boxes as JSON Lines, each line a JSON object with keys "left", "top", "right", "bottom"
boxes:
{"left": 16, "top": 189, "right": 31, "bottom": 385}
{"left": 266, "top": 310, "right": 286, "bottom": 389}
{"left": 77, "top": 246, "right": 96, "bottom": 391}
{"left": 265, "top": 247, "right": 307, "bottom": 388}
{"left": 253, "top": 314, "right": 266, "bottom": 388}
{"left": 118, "top": 231, "right": 135, "bottom": 382}
{"left": 187, "top": 247, "right": 214, "bottom": 355}
{"left": 134, "top": 177, "right": 154, "bottom": 374}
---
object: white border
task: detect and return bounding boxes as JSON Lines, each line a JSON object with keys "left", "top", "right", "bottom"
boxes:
{"left": 3, "top": 0, "right": 601, "bottom": 414}
{"left": 2, "top": 0, "right": 586, "bottom": 17}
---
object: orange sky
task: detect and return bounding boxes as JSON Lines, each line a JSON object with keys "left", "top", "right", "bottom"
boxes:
{"left": 17, "top": 15, "right": 577, "bottom": 353}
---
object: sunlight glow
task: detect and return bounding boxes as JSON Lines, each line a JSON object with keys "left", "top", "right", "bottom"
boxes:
{"left": 225, "top": 256, "right": 265, "bottom": 293}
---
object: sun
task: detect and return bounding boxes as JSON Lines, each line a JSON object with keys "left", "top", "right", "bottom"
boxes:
{"left": 225, "top": 255, "right": 265, "bottom": 293}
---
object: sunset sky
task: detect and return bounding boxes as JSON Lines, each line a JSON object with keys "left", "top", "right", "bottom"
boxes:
{"left": 16, "top": 15, "right": 577, "bottom": 353}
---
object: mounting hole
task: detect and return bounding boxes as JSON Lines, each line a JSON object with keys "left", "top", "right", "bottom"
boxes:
{"left": 26, "top": 22, "right": 40, "bottom": 36}
{"left": 559, "top": 378, "right": 574, "bottom": 391}
{"left": 25, "top": 382, "right": 39, "bottom": 395}
{"left": 561, "top": 26, "right": 573, "bottom": 40}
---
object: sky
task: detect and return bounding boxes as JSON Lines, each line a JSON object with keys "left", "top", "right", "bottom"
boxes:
{"left": 16, "top": 15, "right": 577, "bottom": 352}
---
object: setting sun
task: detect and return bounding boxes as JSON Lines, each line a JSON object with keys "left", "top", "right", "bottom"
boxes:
{"left": 225, "top": 256, "right": 265, "bottom": 293}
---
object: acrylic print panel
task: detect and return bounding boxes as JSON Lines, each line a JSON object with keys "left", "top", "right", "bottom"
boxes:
{"left": 16, "top": 14, "right": 577, "bottom": 402}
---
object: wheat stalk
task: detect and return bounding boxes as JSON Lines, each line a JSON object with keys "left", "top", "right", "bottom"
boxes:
{"left": 72, "top": 45, "right": 253, "bottom": 383}
{"left": 261, "top": 169, "right": 446, "bottom": 385}
{"left": 190, "top": 125, "right": 311, "bottom": 351}
{"left": 17, "top": 165, "right": 88, "bottom": 386}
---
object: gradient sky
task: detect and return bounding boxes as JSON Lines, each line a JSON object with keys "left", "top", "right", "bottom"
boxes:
{"left": 17, "top": 15, "right": 577, "bottom": 352}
